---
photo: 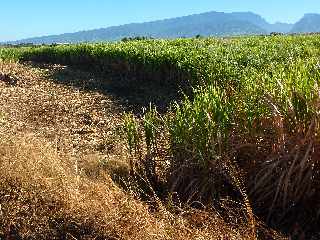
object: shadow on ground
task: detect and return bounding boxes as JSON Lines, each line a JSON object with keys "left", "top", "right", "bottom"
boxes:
{"left": 32, "top": 63, "right": 184, "bottom": 114}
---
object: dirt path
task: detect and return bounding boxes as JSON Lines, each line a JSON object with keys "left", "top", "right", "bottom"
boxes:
{"left": 0, "top": 61, "right": 128, "bottom": 169}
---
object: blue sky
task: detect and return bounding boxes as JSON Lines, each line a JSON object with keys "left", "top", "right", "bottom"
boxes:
{"left": 1, "top": 0, "right": 320, "bottom": 41}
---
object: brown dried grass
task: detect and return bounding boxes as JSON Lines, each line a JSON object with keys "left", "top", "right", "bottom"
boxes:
{"left": 236, "top": 116, "right": 320, "bottom": 237}
{"left": 0, "top": 134, "right": 247, "bottom": 239}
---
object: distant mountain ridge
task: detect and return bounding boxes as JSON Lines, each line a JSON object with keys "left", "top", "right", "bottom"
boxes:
{"left": 290, "top": 13, "right": 320, "bottom": 33}
{"left": 6, "top": 11, "right": 320, "bottom": 44}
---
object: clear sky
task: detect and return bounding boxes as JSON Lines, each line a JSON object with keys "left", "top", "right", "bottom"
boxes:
{"left": 1, "top": 0, "right": 320, "bottom": 41}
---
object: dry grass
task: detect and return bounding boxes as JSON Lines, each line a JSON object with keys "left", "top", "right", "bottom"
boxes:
{"left": 0, "top": 61, "right": 251, "bottom": 239}
{"left": 246, "top": 119, "right": 320, "bottom": 235}
{"left": 0, "top": 134, "right": 247, "bottom": 239}
{"left": 229, "top": 113, "right": 320, "bottom": 238}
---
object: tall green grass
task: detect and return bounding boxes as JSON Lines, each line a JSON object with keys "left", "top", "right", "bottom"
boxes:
{"left": 0, "top": 47, "right": 30, "bottom": 61}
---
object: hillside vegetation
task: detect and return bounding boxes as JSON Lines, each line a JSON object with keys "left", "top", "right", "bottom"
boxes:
{"left": 7, "top": 11, "right": 297, "bottom": 44}
{"left": 1, "top": 35, "right": 320, "bottom": 239}
{"left": 8, "top": 12, "right": 320, "bottom": 45}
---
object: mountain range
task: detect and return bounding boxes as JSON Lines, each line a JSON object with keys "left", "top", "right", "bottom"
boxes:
{"left": 8, "top": 11, "right": 320, "bottom": 44}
